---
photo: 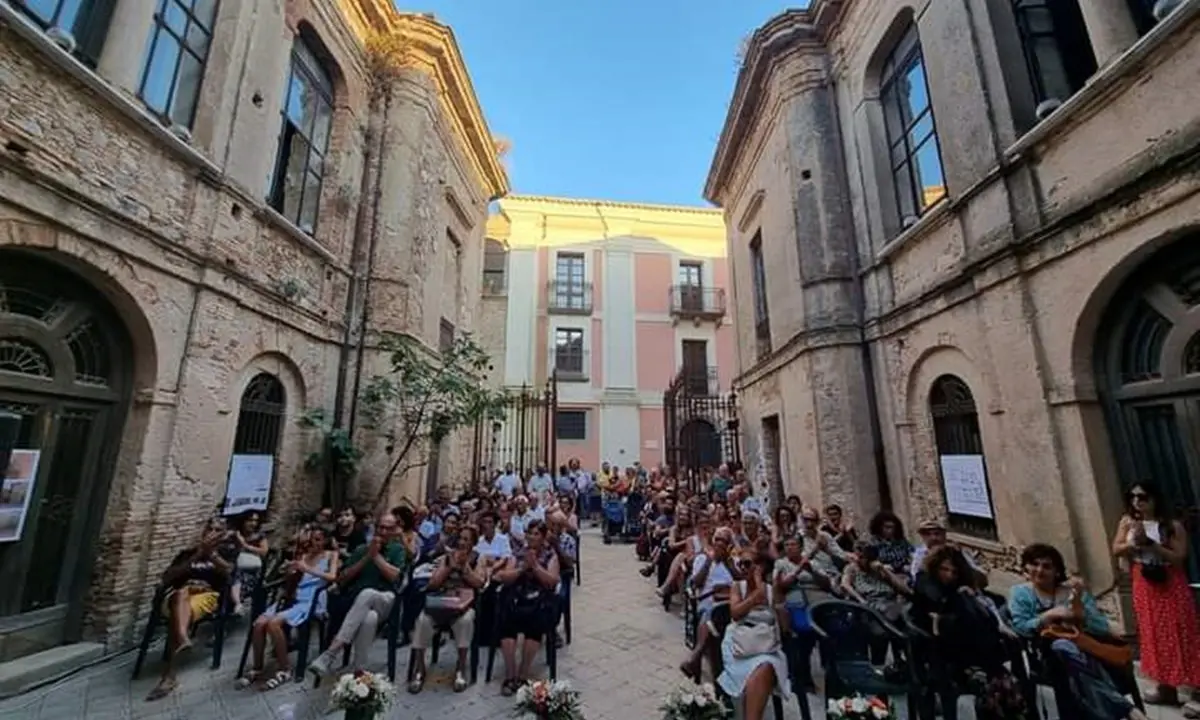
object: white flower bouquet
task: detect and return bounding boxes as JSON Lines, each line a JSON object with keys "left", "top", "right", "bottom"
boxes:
{"left": 827, "top": 694, "right": 894, "bottom": 720}
{"left": 512, "top": 679, "right": 585, "bottom": 719}
{"left": 329, "top": 670, "right": 395, "bottom": 719}
{"left": 660, "top": 682, "right": 732, "bottom": 720}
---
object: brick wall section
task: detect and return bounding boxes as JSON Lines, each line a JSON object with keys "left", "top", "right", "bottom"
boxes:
{"left": 0, "top": 0, "right": 501, "bottom": 654}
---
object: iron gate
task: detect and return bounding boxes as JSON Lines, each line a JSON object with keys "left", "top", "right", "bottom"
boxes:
{"left": 472, "top": 373, "right": 558, "bottom": 488}
{"left": 663, "top": 368, "right": 741, "bottom": 488}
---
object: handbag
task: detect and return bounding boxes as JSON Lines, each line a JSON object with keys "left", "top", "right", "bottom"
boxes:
{"left": 236, "top": 551, "right": 262, "bottom": 572}
{"left": 1140, "top": 562, "right": 1169, "bottom": 583}
{"left": 1040, "top": 625, "right": 1134, "bottom": 667}
{"left": 424, "top": 593, "right": 470, "bottom": 625}
{"left": 729, "top": 620, "right": 780, "bottom": 658}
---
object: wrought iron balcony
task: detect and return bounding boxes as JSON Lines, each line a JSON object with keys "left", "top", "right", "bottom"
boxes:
{"left": 670, "top": 285, "right": 726, "bottom": 322}
{"left": 547, "top": 281, "right": 593, "bottom": 314}
{"left": 550, "top": 348, "right": 590, "bottom": 382}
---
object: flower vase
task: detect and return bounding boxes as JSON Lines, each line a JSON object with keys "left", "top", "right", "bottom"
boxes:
{"left": 343, "top": 708, "right": 375, "bottom": 720}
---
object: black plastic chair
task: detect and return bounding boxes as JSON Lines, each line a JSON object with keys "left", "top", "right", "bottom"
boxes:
{"left": 485, "top": 584, "right": 559, "bottom": 682}
{"left": 235, "top": 577, "right": 327, "bottom": 683}
{"left": 1018, "top": 634, "right": 1144, "bottom": 720}
{"left": 404, "top": 587, "right": 482, "bottom": 686}
{"left": 313, "top": 577, "right": 406, "bottom": 686}
{"left": 810, "top": 600, "right": 920, "bottom": 719}
{"left": 131, "top": 582, "right": 234, "bottom": 679}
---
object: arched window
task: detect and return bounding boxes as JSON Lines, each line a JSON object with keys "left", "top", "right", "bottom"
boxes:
{"left": 269, "top": 35, "right": 334, "bottom": 235}
{"left": 483, "top": 238, "right": 508, "bottom": 295}
{"left": 233, "top": 373, "right": 286, "bottom": 456}
{"left": 878, "top": 23, "right": 946, "bottom": 227}
{"left": 929, "top": 374, "right": 997, "bottom": 538}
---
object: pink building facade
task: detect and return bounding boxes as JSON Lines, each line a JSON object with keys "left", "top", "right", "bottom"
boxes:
{"left": 484, "top": 196, "right": 732, "bottom": 471}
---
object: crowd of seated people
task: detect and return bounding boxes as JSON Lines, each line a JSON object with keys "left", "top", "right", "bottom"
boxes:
{"left": 627, "top": 464, "right": 1171, "bottom": 720}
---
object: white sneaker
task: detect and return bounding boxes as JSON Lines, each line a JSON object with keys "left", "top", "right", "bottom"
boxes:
{"left": 453, "top": 671, "right": 468, "bottom": 692}
{"left": 307, "top": 650, "right": 336, "bottom": 678}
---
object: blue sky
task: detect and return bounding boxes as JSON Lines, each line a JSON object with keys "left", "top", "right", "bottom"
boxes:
{"left": 408, "top": 1, "right": 790, "bottom": 207}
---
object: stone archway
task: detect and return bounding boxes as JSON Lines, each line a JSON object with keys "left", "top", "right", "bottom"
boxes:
{"left": 678, "top": 418, "right": 723, "bottom": 470}
{"left": 1094, "top": 238, "right": 1200, "bottom": 581}
{"left": 0, "top": 250, "right": 135, "bottom": 659}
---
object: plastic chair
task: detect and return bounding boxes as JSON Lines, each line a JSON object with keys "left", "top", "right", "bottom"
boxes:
{"left": 404, "top": 587, "right": 481, "bottom": 686}
{"left": 809, "top": 600, "right": 920, "bottom": 719}
{"left": 485, "top": 584, "right": 559, "bottom": 682}
{"left": 131, "top": 582, "right": 233, "bottom": 679}
{"left": 235, "top": 577, "right": 327, "bottom": 683}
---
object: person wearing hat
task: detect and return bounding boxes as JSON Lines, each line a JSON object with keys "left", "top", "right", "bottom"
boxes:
{"left": 909, "top": 519, "right": 986, "bottom": 587}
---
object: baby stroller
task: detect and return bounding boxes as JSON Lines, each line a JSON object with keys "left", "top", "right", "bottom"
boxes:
{"left": 601, "top": 496, "right": 626, "bottom": 545}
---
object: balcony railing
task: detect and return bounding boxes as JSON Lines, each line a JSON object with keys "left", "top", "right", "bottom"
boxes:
{"left": 550, "top": 349, "right": 590, "bottom": 382}
{"left": 670, "top": 285, "right": 726, "bottom": 322}
{"left": 681, "top": 367, "right": 720, "bottom": 396}
{"left": 547, "top": 281, "right": 593, "bottom": 314}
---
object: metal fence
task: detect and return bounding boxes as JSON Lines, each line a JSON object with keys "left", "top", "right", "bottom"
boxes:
{"left": 662, "top": 368, "right": 741, "bottom": 489}
{"left": 472, "top": 373, "right": 558, "bottom": 487}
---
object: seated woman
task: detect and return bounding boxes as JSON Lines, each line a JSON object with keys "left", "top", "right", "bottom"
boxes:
{"left": 655, "top": 512, "right": 702, "bottom": 600}
{"left": 1009, "top": 543, "right": 1148, "bottom": 720}
{"left": 239, "top": 526, "right": 338, "bottom": 690}
{"left": 230, "top": 511, "right": 269, "bottom": 616}
{"left": 408, "top": 526, "right": 484, "bottom": 694}
{"left": 867, "top": 510, "right": 913, "bottom": 579}
{"left": 494, "top": 519, "right": 561, "bottom": 696}
{"left": 680, "top": 527, "right": 738, "bottom": 681}
{"left": 912, "top": 545, "right": 1024, "bottom": 720}
{"left": 771, "top": 506, "right": 797, "bottom": 549}
{"left": 840, "top": 541, "right": 910, "bottom": 667}
{"left": 719, "top": 537, "right": 790, "bottom": 720}
{"left": 147, "top": 517, "right": 235, "bottom": 701}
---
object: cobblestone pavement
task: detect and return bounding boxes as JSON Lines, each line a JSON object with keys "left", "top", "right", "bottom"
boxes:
{"left": 0, "top": 528, "right": 1185, "bottom": 720}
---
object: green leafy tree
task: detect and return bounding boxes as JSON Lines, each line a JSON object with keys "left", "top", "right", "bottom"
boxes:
{"left": 360, "top": 331, "right": 509, "bottom": 508}
{"left": 298, "top": 408, "right": 363, "bottom": 509}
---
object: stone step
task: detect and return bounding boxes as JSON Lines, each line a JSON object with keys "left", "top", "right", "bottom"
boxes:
{"left": 0, "top": 643, "right": 105, "bottom": 698}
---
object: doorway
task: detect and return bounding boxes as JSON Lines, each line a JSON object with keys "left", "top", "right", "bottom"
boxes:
{"left": 0, "top": 252, "right": 133, "bottom": 660}
{"left": 1096, "top": 240, "right": 1200, "bottom": 581}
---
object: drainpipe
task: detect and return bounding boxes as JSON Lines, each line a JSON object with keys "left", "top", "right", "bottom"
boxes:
{"left": 346, "top": 88, "right": 392, "bottom": 440}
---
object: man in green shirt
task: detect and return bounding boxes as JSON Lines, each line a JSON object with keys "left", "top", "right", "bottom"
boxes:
{"left": 308, "top": 511, "right": 408, "bottom": 676}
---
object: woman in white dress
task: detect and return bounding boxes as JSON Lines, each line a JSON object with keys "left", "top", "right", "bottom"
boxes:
{"left": 719, "top": 538, "right": 791, "bottom": 720}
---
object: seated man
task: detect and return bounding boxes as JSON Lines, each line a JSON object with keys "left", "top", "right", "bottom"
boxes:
{"left": 408, "top": 526, "right": 484, "bottom": 694}
{"left": 308, "top": 511, "right": 408, "bottom": 677}
{"left": 147, "top": 517, "right": 235, "bottom": 701}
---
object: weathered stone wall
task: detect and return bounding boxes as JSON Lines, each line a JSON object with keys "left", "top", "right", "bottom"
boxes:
{"left": 0, "top": 0, "right": 500, "bottom": 655}
{"left": 712, "top": 1, "right": 1200, "bottom": 609}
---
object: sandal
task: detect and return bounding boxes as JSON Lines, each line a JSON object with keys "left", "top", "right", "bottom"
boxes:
{"left": 145, "top": 678, "right": 177, "bottom": 702}
{"left": 501, "top": 678, "right": 520, "bottom": 697}
{"left": 407, "top": 672, "right": 424, "bottom": 694}
{"left": 1145, "top": 686, "right": 1181, "bottom": 706}
{"left": 234, "top": 670, "right": 262, "bottom": 689}
{"left": 262, "top": 670, "right": 290, "bottom": 691}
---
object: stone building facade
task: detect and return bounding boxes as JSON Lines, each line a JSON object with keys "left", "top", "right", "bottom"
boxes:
{"left": 0, "top": 0, "right": 506, "bottom": 670}
{"left": 481, "top": 196, "right": 733, "bottom": 473}
{"left": 706, "top": 0, "right": 1200, "bottom": 604}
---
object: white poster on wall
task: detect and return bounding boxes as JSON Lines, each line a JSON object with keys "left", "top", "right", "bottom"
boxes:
{"left": 223, "top": 454, "right": 274, "bottom": 515}
{"left": 939, "top": 453, "right": 993, "bottom": 519}
{"left": 0, "top": 449, "right": 41, "bottom": 543}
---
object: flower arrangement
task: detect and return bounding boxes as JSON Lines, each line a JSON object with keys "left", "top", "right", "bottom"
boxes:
{"left": 329, "top": 670, "right": 395, "bottom": 719}
{"left": 826, "top": 695, "right": 894, "bottom": 720}
{"left": 512, "top": 679, "right": 585, "bottom": 720}
{"left": 660, "top": 682, "right": 732, "bottom": 719}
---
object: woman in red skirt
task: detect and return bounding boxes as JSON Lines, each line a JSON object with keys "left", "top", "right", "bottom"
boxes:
{"left": 1112, "top": 483, "right": 1200, "bottom": 716}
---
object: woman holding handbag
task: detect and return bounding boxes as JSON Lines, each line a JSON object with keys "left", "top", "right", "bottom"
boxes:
{"left": 1112, "top": 483, "right": 1200, "bottom": 713}
{"left": 719, "top": 537, "right": 790, "bottom": 720}
{"left": 1009, "top": 543, "right": 1146, "bottom": 720}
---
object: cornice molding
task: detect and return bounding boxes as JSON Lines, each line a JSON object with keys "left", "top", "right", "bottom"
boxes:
{"left": 704, "top": 2, "right": 843, "bottom": 207}
{"left": 352, "top": 2, "right": 509, "bottom": 201}
{"left": 500, "top": 194, "right": 724, "bottom": 219}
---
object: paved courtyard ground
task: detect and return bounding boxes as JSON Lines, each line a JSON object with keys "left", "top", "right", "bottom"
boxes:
{"left": 0, "top": 528, "right": 1186, "bottom": 720}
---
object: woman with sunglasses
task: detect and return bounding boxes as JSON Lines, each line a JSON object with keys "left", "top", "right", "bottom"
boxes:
{"left": 1112, "top": 483, "right": 1200, "bottom": 713}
